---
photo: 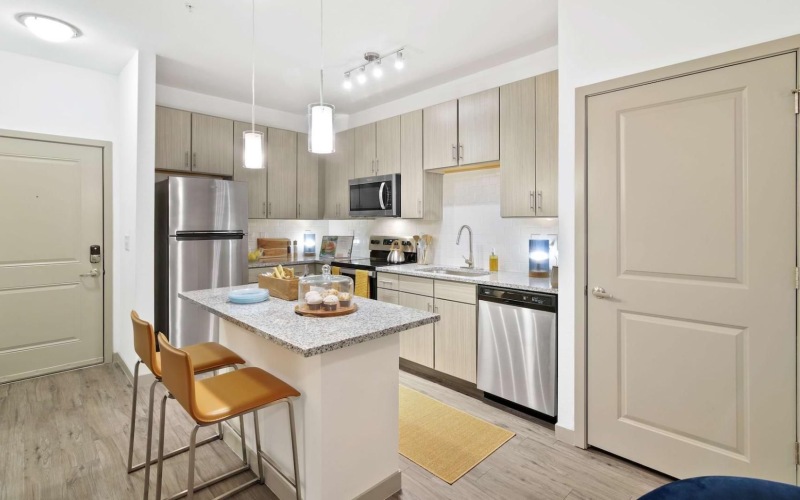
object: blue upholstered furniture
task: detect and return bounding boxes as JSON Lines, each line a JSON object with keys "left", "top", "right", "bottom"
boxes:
{"left": 640, "top": 476, "right": 800, "bottom": 499}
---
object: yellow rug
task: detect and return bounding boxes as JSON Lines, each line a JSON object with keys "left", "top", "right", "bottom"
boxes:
{"left": 399, "top": 385, "right": 515, "bottom": 484}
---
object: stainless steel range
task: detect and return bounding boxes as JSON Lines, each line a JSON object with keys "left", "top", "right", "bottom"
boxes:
{"left": 330, "top": 235, "right": 416, "bottom": 299}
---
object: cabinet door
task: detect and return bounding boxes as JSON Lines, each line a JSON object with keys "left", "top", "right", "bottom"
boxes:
{"left": 423, "top": 100, "right": 458, "bottom": 170}
{"left": 535, "top": 70, "right": 558, "bottom": 217}
{"left": 434, "top": 298, "right": 477, "bottom": 382}
{"left": 376, "top": 116, "right": 401, "bottom": 174}
{"left": 500, "top": 77, "right": 537, "bottom": 217}
{"left": 324, "top": 129, "right": 354, "bottom": 219}
{"left": 398, "top": 292, "right": 435, "bottom": 368}
{"left": 233, "top": 121, "right": 268, "bottom": 219}
{"left": 191, "top": 113, "right": 234, "bottom": 176}
{"left": 297, "top": 132, "right": 320, "bottom": 219}
{"left": 353, "top": 123, "right": 376, "bottom": 178}
{"left": 458, "top": 88, "right": 499, "bottom": 166}
{"left": 267, "top": 128, "right": 298, "bottom": 219}
{"left": 156, "top": 106, "right": 191, "bottom": 171}
{"left": 377, "top": 288, "right": 399, "bottom": 304}
{"left": 401, "top": 110, "right": 424, "bottom": 218}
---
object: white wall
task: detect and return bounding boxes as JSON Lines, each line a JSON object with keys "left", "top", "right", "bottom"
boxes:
{"left": 557, "top": 0, "right": 800, "bottom": 431}
{"left": 330, "top": 169, "right": 558, "bottom": 272}
{"left": 347, "top": 45, "right": 558, "bottom": 128}
{"left": 157, "top": 84, "right": 309, "bottom": 133}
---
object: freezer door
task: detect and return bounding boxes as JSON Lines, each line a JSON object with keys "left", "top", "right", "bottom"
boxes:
{"left": 167, "top": 235, "right": 247, "bottom": 347}
{"left": 167, "top": 177, "right": 248, "bottom": 234}
{"left": 477, "top": 300, "right": 556, "bottom": 416}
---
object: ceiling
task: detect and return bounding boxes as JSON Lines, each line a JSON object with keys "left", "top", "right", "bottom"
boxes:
{"left": 0, "top": 0, "right": 557, "bottom": 115}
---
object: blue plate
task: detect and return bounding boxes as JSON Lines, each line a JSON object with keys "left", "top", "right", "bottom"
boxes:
{"left": 228, "top": 288, "right": 269, "bottom": 304}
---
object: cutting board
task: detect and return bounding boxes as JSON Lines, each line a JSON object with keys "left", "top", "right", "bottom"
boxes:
{"left": 257, "top": 238, "right": 290, "bottom": 250}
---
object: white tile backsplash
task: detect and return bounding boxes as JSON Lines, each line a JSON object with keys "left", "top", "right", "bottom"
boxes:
{"left": 248, "top": 169, "right": 558, "bottom": 272}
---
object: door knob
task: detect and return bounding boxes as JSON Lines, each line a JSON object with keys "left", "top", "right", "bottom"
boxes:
{"left": 592, "top": 286, "right": 612, "bottom": 299}
{"left": 80, "top": 269, "right": 100, "bottom": 278}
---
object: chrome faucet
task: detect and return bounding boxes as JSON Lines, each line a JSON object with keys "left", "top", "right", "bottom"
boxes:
{"left": 456, "top": 225, "right": 474, "bottom": 269}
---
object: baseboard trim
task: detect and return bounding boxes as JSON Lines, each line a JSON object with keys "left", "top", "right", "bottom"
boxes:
{"left": 222, "top": 422, "right": 402, "bottom": 500}
{"left": 555, "top": 424, "right": 575, "bottom": 446}
{"left": 113, "top": 352, "right": 154, "bottom": 385}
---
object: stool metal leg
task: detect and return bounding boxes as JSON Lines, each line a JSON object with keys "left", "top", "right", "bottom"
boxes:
{"left": 155, "top": 394, "right": 168, "bottom": 500}
{"left": 186, "top": 426, "right": 200, "bottom": 500}
{"left": 287, "top": 399, "right": 301, "bottom": 500}
{"left": 142, "top": 378, "right": 159, "bottom": 499}
{"left": 127, "top": 360, "right": 141, "bottom": 473}
{"left": 239, "top": 415, "right": 248, "bottom": 464}
{"left": 252, "top": 410, "right": 265, "bottom": 484}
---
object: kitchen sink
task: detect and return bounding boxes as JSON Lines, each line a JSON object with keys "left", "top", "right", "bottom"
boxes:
{"left": 415, "top": 267, "right": 491, "bottom": 277}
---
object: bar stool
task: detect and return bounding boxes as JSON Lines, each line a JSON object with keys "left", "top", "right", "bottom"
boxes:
{"left": 128, "top": 311, "right": 245, "bottom": 498}
{"left": 153, "top": 332, "right": 301, "bottom": 500}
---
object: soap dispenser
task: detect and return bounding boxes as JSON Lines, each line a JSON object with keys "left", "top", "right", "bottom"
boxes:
{"left": 489, "top": 248, "right": 499, "bottom": 272}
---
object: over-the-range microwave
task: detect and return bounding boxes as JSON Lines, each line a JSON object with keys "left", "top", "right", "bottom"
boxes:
{"left": 349, "top": 173, "right": 401, "bottom": 217}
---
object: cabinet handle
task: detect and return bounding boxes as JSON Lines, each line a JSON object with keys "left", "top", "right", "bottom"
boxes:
{"left": 192, "top": 152, "right": 197, "bottom": 168}
{"left": 529, "top": 191, "right": 535, "bottom": 210}
{"left": 268, "top": 202, "right": 272, "bottom": 217}
{"left": 458, "top": 143, "right": 464, "bottom": 160}
{"left": 185, "top": 152, "right": 189, "bottom": 168}
{"left": 434, "top": 306, "right": 439, "bottom": 313}
{"left": 451, "top": 144, "right": 456, "bottom": 160}
{"left": 263, "top": 201, "right": 266, "bottom": 216}
{"left": 418, "top": 199, "right": 422, "bottom": 216}
{"left": 427, "top": 303, "right": 432, "bottom": 312}
{"left": 537, "top": 190, "right": 543, "bottom": 210}
{"left": 298, "top": 203, "right": 301, "bottom": 218}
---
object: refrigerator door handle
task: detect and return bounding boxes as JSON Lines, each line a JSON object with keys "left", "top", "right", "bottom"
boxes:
{"left": 174, "top": 230, "right": 245, "bottom": 241}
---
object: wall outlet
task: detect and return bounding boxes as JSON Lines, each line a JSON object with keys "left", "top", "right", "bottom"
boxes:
{"left": 124, "top": 235, "right": 130, "bottom": 251}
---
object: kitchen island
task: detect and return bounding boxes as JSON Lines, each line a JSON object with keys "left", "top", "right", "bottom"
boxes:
{"left": 180, "top": 285, "right": 439, "bottom": 500}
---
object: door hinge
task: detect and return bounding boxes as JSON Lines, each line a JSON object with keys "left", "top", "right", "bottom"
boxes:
{"left": 794, "top": 442, "right": 799, "bottom": 465}
{"left": 795, "top": 267, "right": 799, "bottom": 290}
{"left": 793, "top": 89, "right": 800, "bottom": 114}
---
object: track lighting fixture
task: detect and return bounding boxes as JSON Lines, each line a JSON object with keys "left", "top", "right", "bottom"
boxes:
{"left": 342, "top": 47, "right": 405, "bottom": 89}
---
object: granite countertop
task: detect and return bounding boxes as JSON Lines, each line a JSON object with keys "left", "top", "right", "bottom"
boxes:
{"left": 180, "top": 285, "right": 440, "bottom": 357}
{"left": 379, "top": 263, "right": 558, "bottom": 294}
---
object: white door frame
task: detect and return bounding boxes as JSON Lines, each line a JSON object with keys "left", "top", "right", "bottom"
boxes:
{"left": 572, "top": 35, "right": 800, "bottom": 460}
{"left": 0, "top": 129, "right": 114, "bottom": 370}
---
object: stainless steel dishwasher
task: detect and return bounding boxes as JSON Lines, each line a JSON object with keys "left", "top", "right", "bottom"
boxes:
{"left": 477, "top": 285, "right": 557, "bottom": 419}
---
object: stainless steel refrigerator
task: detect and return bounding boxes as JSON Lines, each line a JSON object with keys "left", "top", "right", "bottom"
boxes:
{"left": 155, "top": 177, "right": 248, "bottom": 347}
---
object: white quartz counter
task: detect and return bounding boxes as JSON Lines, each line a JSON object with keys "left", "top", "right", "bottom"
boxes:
{"left": 379, "top": 263, "right": 558, "bottom": 294}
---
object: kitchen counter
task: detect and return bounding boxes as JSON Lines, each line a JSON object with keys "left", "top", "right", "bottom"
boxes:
{"left": 180, "top": 284, "right": 439, "bottom": 356}
{"left": 178, "top": 285, "right": 438, "bottom": 500}
{"left": 379, "top": 263, "right": 558, "bottom": 294}
{"left": 247, "top": 255, "right": 370, "bottom": 269}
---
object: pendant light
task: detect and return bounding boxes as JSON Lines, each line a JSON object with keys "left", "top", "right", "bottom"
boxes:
{"left": 307, "top": 0, "right": 335, "bottom": 154}
{"left": 243, "top": 0, "right": 264, "bottom": 169}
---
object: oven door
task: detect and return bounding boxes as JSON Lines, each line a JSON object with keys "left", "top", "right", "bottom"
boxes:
{"left": 337, "top": 267, "right": 377, "bottom": 300}
{"left": 349, "top": 174, "right": 400, "bottom": 217}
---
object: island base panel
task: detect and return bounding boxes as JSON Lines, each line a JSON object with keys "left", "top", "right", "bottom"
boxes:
{"left": 218, "top": 319, "right": 402, "bottom": 500}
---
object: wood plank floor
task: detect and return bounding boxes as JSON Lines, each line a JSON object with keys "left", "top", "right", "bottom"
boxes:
{"left": 0, "top": 363, "right": 670, "bottom": 499}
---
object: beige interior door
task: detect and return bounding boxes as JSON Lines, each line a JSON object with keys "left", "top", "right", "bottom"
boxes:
{"left": 0, "top": 137, "right": 104, "bottom": 383}
{"left": 587, "top": 53, "right": 797, "bottom": 482}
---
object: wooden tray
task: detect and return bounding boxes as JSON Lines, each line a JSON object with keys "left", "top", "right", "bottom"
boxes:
{"left": 294, "top": 303, "right": 358, "bottom": 317}
{"left": 258, "top": 275, "right": 299, "bottom": 301}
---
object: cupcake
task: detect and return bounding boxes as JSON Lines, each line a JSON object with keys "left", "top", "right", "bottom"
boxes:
{"left": 305, "top": 291, "right": 323, "bottom": 310}
{"left": 338, "top": 292, "right": 352, "bottom": 308}
{"left": 323, "top": 295, "right": 339, "bottom": 311}
{"left": 323, "top": 289, "right": 339, "bottom": 298}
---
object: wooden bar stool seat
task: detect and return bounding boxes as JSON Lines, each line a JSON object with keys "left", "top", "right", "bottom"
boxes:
{"left": 127, "top": 311, "right": 245, "bottom": 498}
{"left": 154, "top": 332, "right": 302, "bottom": 500}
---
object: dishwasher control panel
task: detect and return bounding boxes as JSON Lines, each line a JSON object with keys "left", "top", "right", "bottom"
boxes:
{"left": 479, "top": 286, "right": 556, "bottom": 309}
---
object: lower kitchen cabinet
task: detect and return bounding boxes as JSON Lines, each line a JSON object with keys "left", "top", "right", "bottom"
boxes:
{"left": 376, "top": 288, "right": 399, "bottom": 304}
{"left": 398, "top": 292, "right": 435, "bottom": 369}
{"left": 433, "top": 298, "right": 477, "bottom": 383}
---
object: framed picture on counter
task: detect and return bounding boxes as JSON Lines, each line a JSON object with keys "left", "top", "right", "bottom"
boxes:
{"left": 319, "top": 236, "right": 354, "bottom": 259}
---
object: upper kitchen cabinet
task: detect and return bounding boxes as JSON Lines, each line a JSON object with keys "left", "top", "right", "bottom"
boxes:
{"left": 266, "top": 128, "right": 297, "bottom": 219}
{"left": 500, "top": 70, "right": 558, "bottom": 217}
{"left": 423, "top": 100, "right": 459, "bottom": 170}
{"left": 353, "top": 116, "right": 401, "bottom": 178}
{"left": 401, "top": 110, "right": 442, "bottom": 220}
{"left": 233, "top": 121, "right": 268, "bottom": 219}
{"left": 457, "top": 88, "right": 500, "bottom": 166}
{"left": 375, "top": 116, "right": 401, "bottom": 175}
{"left": 155, "top": 106, "right": 192, "bottom": 171}
{"left": 191, "top": 113, "right": 234, "bottom": 176}
{"left": 353, "top": 123, "right": 376, "bottom": 178}
{"left": 297, "top": 133, "right": 321, "bottom": 220}
{"left": 323, "top": 128, "right": 354, "bottom": 219}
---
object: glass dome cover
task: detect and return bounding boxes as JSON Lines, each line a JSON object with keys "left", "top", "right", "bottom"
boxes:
{"left": 298, "top": 265, "right": 354, "bottom": 311}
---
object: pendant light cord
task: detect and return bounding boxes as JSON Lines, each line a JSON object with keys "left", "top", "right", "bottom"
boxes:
{"left": 251, "top": 0, "right": 256, "bottom": 130}
{"left": 319, "top": 0, "right": 324, "bottom": 105}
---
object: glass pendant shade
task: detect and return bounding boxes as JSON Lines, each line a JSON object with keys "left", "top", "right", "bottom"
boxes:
{"left": 243, "top": 130, "right": 264, "bottom": 169}
{"left": 308, "top": 103, "right": 335, "bottom": 154}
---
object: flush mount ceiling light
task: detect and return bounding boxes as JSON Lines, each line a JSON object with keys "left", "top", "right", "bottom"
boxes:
{"left": 343, "top": 48, "right": 405, "bottom": 89}
{"left": 307, "top": 0, "right": 335, "bottom": 154}
{"left": 242, "top": 0, "right": 264, "bottom": 169}
{"left": 16, "top": 13, "right": 82, "bottom": 43}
